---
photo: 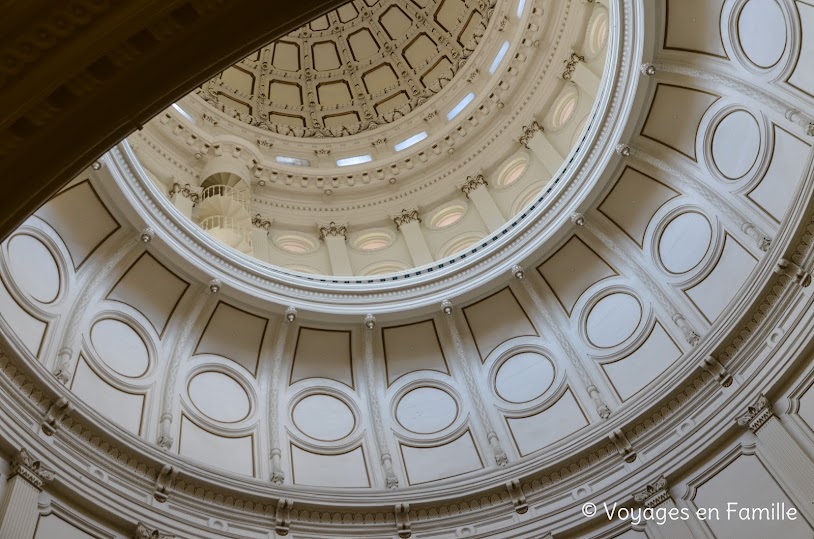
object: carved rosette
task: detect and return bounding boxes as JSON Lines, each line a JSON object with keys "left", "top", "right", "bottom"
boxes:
{"left": 460, "top": 174, "right": 487, "bottom": 198}
{"left": 318, "top": 221, "right": 347, "bottom": 241}
{"left": 393, "top": 209, "right": 422, "bottom": 231}
{"left": 632, "top": 475, "right": 670, "bottom": 508}
{"left": 518, "top": 120, "right": 542, "bottom": 148}
{"left": 737, "top": 393, "right": 773, "bottom": 433}
{"left": 10, "top": 448, "right": 55, "bottom": 490}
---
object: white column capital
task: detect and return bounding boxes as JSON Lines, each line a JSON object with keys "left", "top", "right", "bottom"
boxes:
{"left": 632, "top": 475, "right": 670, "bottom": 508}
{"left": 134, "top": 522, "right": 175, "bottom": 539}
{"left": 737, "top": 393, "right": 773, "bottom": 433}
{"left": 9, "top": 448, "right": 54, "bottom": 491}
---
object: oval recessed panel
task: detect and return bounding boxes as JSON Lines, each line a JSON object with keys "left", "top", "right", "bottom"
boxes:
{"left": 293, "top": 394, "right": 355, "bottom": 441}
{"left": 712, "top": 111, "right": 760, "bottom": 180}
{"left": 189, "top": 371, "right": 251, "bottom": 423}
{"left": 585, "top": 293, "right": 642, "bottom": 348}
{"left": 495, "top": 352, "right": 555, "bottom": 403}
{"left": 396, "top": 387, "right": 457, "bottom": 434}
{"left": 739, "top": 0, "right": 787, "bottom": 68}
{"left": 658, "top": 212, "right": 713, "bottom": 274}
{"left": 7, "top": 235, "right": 60, "bottom": 304}
{"left": 90, "top": 319, "right": 150, "bottom": 377}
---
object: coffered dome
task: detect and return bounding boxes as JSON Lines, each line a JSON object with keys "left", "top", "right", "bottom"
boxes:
{"left": 1, "top": 0, "right": 814, "bottom": 538}
{"left": 199, "top": 0, "right": 495, "bottom": 137}
{"left": 131, "top": 0, "right": 611, "bottom": 277}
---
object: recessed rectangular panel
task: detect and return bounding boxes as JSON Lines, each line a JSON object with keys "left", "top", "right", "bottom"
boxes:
{"left": 506, "top": 389, "right": 588, "bottom": 456}
{"left": 598, "top": 167, "right": 679, "bottom": 246}
{"left": 537, "top": 236, "right": 617, "bottom": 315}
{"left": 179, "top": 416, "right": 254, "bottom": 476}
{"left": 34, "top": 515, "right": 98, "bottom": 539}
{"left": 641, "top": 84, "right": 719, "bottom": 160}
{"left": 601, "top": 323, "right": 682, "bottom": 401}
{"left": 747, "top": 126, "right": 811, "bottom": 224}
{"left": 400, "top": 430, "right": 483, "bottom": 484}
{"left": 691, "top": 453, "right": 814, "bottom": 538}
{"left": 35, "top": 180, "right": 120, "bottom": 269}
{"left": 383, "top": 320, "right": 449, "bottom": 385}
{"left": 788, "top": 2, "right": 814, "bottom": 97}
{"left": 685, "top": 236, "right": 757, "bottom": 323}
{"left": 195, "top": 302, "right": 268, "bottom": 375}
{"left": 462, "top": 288, "right": 537, "bottom": 360}
{"left": 107, "top": 253, "right": 189, "bottom": 336}
{"left": 220, "top": 66, "right": 254, "bottom": 95}
{"left": 0, "top": 277, "right": 46, "bottom": 357}
{"left": 291, "top": 445, "right": 370, "bottom": 487}
{"left": 71, "top": 357, "right": 144, "bottom": 435}
{"left": 663, "top": 0, "right": 727, "bottom": 57}
{"left": 290, "top": 328, "right": 354, "bottom": 388}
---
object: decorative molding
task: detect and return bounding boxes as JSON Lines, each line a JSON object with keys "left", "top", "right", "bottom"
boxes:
{"left": 41, "top": 397, "right": 73, "bottom": 436}
{"left": 632, "top": 475, "right": 670, "bottom": 508}
{"left": 774, "top": 258, "right": 811, "bottom": 287}
{"left": 134, "top": 523, "right": 175, "bottom": 539}
{"left": 460, "top": 174, "right": 488, "bottom": 198}
{"left": 699, "top": 356, "right": 733, "bottom": 387}
{"left": 737, "top": 394, "right": 772, "bottom": 433}
{"left": 251, "top": 213, "right": 272, "bottom": 232}
{"left": 9, "top": 448, "right": 54, "bottom": 490}
{"left": 518, "top": 120, "right": 542, "bottom": 148}
{"left": 393, "top": 209, "right": 422, "bottom": 231}
{"left": 275, "top": 499, "right": 293, "bottom": 536}
{"left": 506, "top": 479, "right": 528, "bottom": 514}
{"left": 395, "top": 503, "right": 411, "bottom": 538}
{"left": 168, "top": 182, "right": 200, "bottom": 203}
{"left": 153, "top": 464, "right": 178, "bottom": 503}
{"left": 561, "top": 52, "right": 585, "bottom": 80}
{"left": 609, "top": 429, "right": 636, "bottom": 463}
{"left": 318, "top": 221, "right": 347, "bottom": 240}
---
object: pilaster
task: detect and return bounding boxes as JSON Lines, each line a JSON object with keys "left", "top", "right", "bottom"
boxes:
{"left": 519, "top": 120, "right": 563, "bottom": 175}
{"left": 319, "top": 221, "right": 353, "bottom": 276}
{"left": 393, "top": 210, "right": 434, "bottom": 267}
{"left": 0, "top": 449, "right": 54, "bottom": 539}
{"left": 632, "top": 476, "right": 694, "bottom": 539}
{"left": 460, "top": 174, "right": 505, "bottom": 232}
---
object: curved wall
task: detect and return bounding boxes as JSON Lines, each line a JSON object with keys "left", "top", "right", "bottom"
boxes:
{"left": 0, "top": 0, "right": 813, "bottom": 538}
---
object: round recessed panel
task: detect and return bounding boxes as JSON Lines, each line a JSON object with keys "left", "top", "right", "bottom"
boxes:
{"left": 292, "top": 394, "right": 355, "bottom": 441}
{"left": 90, "top": 319, "right": 149, "bottom": 378}
{"left": 7, "top": 235, "right": 60, "bottom": 303}
{"left": 189, "top": 371, "right": 251, "bottom": 423}
{"left": 495, "top": 352, "right": 555, "bottom": 403}
{"left": 585, "top": 293, "right": 642, "bottom": 348}
{"left": 711, "top": 111, "right": 760, "bottom": 180}
{"left": 658, "top": 212, "right": 713, "bottom": 274}
{"left": 739, "top": 0, "right": 786, "bottom": 68}
{"left": 396, "top": 387, "right": 457, "bottom": 434}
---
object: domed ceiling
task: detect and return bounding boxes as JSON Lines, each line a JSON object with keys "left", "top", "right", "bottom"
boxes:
{"left": 130, "top": 0, "right": 611, "bottom": 277}
{"left": 198, "top": 0, "right": 493, "bottom": 137}
{"left": 2, "top": 0, "right": 814, "bottom": 538}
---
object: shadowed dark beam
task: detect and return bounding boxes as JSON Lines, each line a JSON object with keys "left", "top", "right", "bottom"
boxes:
{"left": 0, "top": 0, "right": 347, "bottom": 239}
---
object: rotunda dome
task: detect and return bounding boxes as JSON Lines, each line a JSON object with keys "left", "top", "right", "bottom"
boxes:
{"left": 1, "top": 0, "right": 814, "bottom": 538}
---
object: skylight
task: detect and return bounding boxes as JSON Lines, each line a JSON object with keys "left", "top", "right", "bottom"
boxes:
{"left": 172, "top": 103, "right": 195, "bottom": 124}
{"left": 337, "top": 154, "right": 373, "bottom": 167}
{"left": 447, "top": 93, "right": 475, "bottom": 121}
{"left": 276, "top": 155, "right": 311, "bottom": 167}
{"left": 489, "top": 41, "right": 510, "bottom": 75}
{"left": 517, "top": 0, "right": 526, "bottom": 17}
{"left": 394, "top": 132, "right": 428, "bottom": 152}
